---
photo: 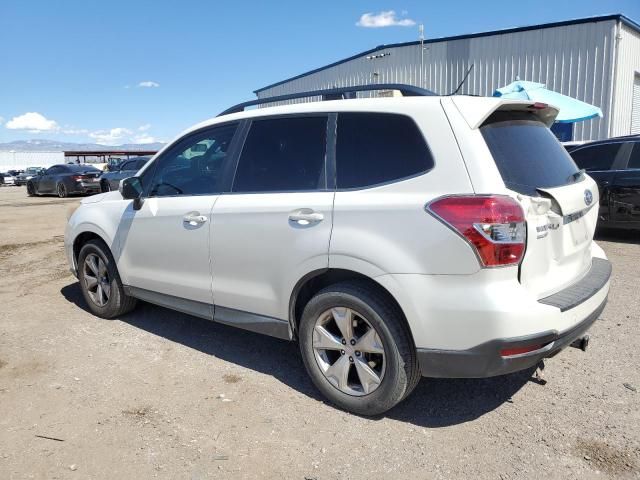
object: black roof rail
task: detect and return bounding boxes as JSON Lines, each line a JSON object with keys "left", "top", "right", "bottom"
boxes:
{"left": 217, "top": 83, "right": 436, "bottom": 117}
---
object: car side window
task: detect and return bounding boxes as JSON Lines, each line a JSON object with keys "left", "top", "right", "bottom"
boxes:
{"left": 147, "top": 124, "right": 238, "bottom": 197}
{"left": 232, "top": 116, "right": 328, "bottom": 193}
{"left": 336, "top": 113, "right": 434, "bottom": 189}
{"left": 46, "top": 166, "right": 61, "bottom": 175}
{"left": 628, "top": 143, "right": 640, "bottom": 169}
{"left": 570, "top": 143, "right": 622, "bottom": 171}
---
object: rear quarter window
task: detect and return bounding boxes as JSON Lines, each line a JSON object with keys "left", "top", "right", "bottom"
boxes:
{"left": 336, "top": 113, "right": 434, "bottom": 189}
{"left": 481, "top": 112, "right": 580, "bottom": 196}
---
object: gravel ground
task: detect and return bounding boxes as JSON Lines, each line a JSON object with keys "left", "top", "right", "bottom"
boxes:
{"left": 0, "top": 186, "right": 638, "bottom": 479}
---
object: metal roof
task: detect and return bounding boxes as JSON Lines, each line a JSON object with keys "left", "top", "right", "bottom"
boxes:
{"left": 255, "top": 14, "right": 640, "bottom": 94}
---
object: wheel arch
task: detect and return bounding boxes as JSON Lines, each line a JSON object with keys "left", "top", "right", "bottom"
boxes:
{"left": 72, "top": 229, "right": 111, "bottom": 267}
{"left": 288, "top": 268, "right": 413, "bottom": 345}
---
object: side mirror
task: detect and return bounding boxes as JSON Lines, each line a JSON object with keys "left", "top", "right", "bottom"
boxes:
{"left": 119, "top": 176, "right": 144, "bottom": 210}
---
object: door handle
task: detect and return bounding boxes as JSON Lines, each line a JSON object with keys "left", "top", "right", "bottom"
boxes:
{"left": 288, "top": 209, "right": 324, "bottom": 225}
{"left": 183, "top": 213, "right": 207, "bottom": 226}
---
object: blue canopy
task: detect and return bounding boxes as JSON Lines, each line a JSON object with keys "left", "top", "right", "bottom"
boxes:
{"left": 493, "top": 80, "right": 603, "bottom": 123}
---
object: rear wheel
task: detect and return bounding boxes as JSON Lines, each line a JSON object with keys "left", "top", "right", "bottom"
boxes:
{"left": 299, "top": 281, "right": 420, "bottom": 416}
{"left": 26, "top": 182, "right": 36, "bottom": 196}
{"left": 78, "top": 239, "right": 137, "bottom": 318}
{"left": 57, "top": 182, "right": 68, "bottom": 198}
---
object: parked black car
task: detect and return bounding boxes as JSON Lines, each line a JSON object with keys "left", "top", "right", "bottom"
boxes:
{"left": 100, "top": 157, "right": 150, "bottom": 192}
{"left": 15, "top": 167, "right": 45, "bottom": 186}
{"left": 26, "top": 164, "right": 102, "bottom": 198}
{"left": 567, "top": 135, "right": 640, "bottom": 229}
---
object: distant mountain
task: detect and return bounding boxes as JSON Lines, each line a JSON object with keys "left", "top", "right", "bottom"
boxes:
{"left": 0, "top": 139, "right": 166, "bottom": 152}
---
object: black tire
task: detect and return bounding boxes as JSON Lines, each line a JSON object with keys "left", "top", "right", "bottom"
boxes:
{"left": 57, "top": 182, "right": 68, "bottom": 198}
{"left": 298, "top": 281, "right": 420, "bottom": 416}
{"left": 77, "top": 239, "right": 137, "bottom": 318}
{"left": 101, "top": 180, "right": 111, "bottom": 193}
{"left": 26, "top": 182, "right": 36, "bottom": 196}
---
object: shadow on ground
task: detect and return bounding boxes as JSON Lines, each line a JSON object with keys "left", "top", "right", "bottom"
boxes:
{"left": 61, "top": 282, "right": 532, "bottom": 428}
{"left": 595, "top": 227, "right": 640, "bottom": 245}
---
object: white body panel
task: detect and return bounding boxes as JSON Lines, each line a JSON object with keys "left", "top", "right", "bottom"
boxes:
{"left": 211, "top": 192, "right": 334, "bottom": 320}
{"left": 115, "top": 196, "right": 216, "bottom": 304}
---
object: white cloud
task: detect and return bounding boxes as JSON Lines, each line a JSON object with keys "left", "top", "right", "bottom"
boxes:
{"left": 6, "top": 112, "right": 59, "bottom": 132}
{"left": 87, "top": 126, "right": 158, "bottom": 145}
{"left": 89, "top": 127, "right": 133, "bottom": 145}
{"left": 134, "top": 134, "right": 156, "bottom": 144}
{"left": 356, "top": 10, "right": 416, "bottom": 28}
{"left": 62, "top": 127, "right": 89, "bottom": 135}
{"left": 138, "top": 81, "right": 160, "bottom": 88}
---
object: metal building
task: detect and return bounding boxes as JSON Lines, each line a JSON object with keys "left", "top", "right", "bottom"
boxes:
{"left": 255, "top": 14, "right": 640, "bottom": 141}
{"left": 0, "top": 151, "right": 63, "bottom": 172}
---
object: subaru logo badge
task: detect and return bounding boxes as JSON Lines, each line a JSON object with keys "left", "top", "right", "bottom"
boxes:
{"left": 584, "top": 189, "right": 593, "bottom": 206}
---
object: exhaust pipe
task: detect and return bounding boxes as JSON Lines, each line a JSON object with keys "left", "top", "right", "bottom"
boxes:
{"left": 570, "top": 335, "right": 590, "bottom": 352}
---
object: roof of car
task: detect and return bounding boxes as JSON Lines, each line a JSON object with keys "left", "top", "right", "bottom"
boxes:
{"left": 567, "top": 135, "right": 640, "bottom": 151}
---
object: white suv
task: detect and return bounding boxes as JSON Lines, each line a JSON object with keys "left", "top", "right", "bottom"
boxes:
{"left": 65, "top": 85, "right": 611, "bottom": 415}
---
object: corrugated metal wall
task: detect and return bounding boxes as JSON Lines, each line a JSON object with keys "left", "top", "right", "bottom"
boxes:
{"left": 257, "top": 19, "right": 619, "bottom": 141}
{"left": 612, "top": 23, "right": 640, "bottom": 136}
{"left": 0, "top": 151, "right": 63, "bottom": 171}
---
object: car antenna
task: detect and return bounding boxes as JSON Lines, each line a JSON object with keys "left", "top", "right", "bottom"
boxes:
{"left": 448, "top": 64, "right": 474, "bottom": 96}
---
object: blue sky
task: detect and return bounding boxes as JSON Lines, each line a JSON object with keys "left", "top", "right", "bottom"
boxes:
{"left": 1, "top": 0, "right": 639, "bottom": 145}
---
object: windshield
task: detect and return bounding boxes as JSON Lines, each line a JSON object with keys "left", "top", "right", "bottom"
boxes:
{"left": 481, "top": 112, "right": 580, "bottom": 196}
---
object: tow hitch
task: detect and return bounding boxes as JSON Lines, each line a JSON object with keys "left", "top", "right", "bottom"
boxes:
{"left": 570, "top": 335, "right": 590, "bottom": 352}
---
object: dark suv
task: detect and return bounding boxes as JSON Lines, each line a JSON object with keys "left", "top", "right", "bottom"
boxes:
{"left": 567, "top": 135, "right": 640, "bottom": 229}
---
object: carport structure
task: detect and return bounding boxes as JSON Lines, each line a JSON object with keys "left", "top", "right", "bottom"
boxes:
{"left": 64, "top": 149, "right": 158, "bottom": 165}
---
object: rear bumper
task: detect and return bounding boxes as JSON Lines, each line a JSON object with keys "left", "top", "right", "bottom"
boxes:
{"left": 70, "top": 182, "right": 101, "bottom": 194}
{"left": 417, "top": 297, "right": 606, "bottom": 378}
{"left": 415, "top": 257, "right": 611, "bottom": 378}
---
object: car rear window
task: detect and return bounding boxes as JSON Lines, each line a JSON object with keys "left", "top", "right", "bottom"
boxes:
{"left": 480, "top": 112, "right": 581, "bottom": 196}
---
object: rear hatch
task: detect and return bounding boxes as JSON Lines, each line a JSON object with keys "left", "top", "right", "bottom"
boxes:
{"left": 479, "top": 109, "right": 598, "bottom": 298}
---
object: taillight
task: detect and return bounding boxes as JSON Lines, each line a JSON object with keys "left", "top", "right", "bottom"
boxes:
{"left": 72, "top": 175, "right": 83, "bottom": 181}
{"left": 427, "top": 195, "right": 526, "bottom": 267}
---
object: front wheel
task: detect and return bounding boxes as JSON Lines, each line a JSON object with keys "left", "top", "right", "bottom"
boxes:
{"left": 299, "top": 281, "right": 420, "bottom": 416}
{"left": 78, "top": 239, "right": 137, "bottom": 318}
{"left": 101, "top": 180, "right": 111, "bottom": 193}
{"left": 26, "top": 182, "right": 36, "bottom": 196}
{"left": 57, "top": 182, "right": 68, "bottom": 198}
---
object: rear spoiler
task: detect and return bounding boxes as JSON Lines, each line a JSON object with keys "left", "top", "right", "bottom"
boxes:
{"left": 450, "top": 96, "right": 559, "bottom": 129}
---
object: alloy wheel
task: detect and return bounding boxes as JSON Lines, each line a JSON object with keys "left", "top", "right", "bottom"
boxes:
{"left": 312, "top": 307, "right": 386, "bottom": 396}
{"left": 57, "top": 183, "right": 67, "bottom": 198}
{"left": 82, "top": 253, "right": 111, "bottom": 307}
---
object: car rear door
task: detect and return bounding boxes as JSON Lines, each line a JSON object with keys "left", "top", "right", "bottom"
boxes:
{"left": 115, "top": 123, "right": 240, "bottom": 311}
{"left": 210, "top": 115, "right": 333, "bottom": 333}
{"left": 610, "top": 142, "right": 640, "bottom": 225}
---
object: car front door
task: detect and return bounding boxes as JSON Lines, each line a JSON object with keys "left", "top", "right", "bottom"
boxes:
{"left": 610, "top": 142, "right": 640, "bottom": 225}
{"left": 569, "top": 142, "right": 629, "bottom": 223}
{"left": 114, "top": 123, "right": 241, "bottom": 315}
{"left": 211, "top": 115, "right": 333, "bottom": 335}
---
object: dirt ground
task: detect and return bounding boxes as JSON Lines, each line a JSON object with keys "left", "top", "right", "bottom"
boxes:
{"left": 0, "top": 185, "right": 638, "bottom": 480}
